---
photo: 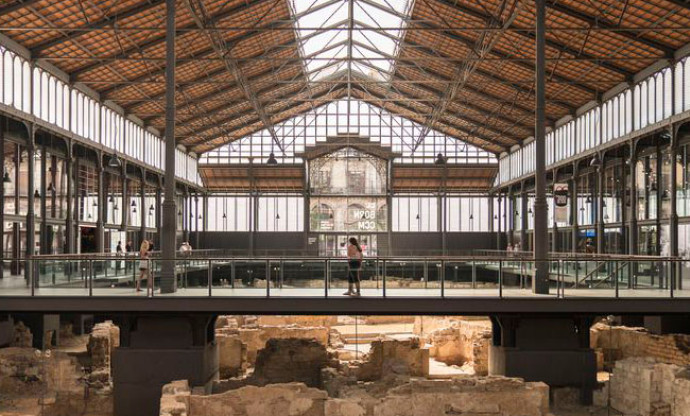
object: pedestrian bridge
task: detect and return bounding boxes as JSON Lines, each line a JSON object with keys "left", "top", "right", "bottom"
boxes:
{"left": 1, "top": 252, "right": 689, "bottom": 314}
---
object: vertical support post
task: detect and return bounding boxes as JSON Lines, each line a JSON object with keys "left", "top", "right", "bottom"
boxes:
{"left": 629, "top": 142, "right": 638, "bottom": 256}
{"left": 26, "top": 123, "right": 36, "bottom": 284}
{"left": 96, "top": 156, "right": 105, "bottom": 253}
{"left": 202, "top": 193, "right": 208, "bottom": 249}
{"left": 182, "top": 188, "right": 189, "bottom": 243}
{"left": 39, "top": 145, "right": 47, "bottom": 254}
{"left": 571, "top": 163, "right": 579, "bottom": 254}
{"left": 507, "top": 187, "right": 514, "bottom": 247}
{"left": 0, "top": 118, "right": 4, "bottom": 269}
{"left": 140, "top": 173, "right": 146, "bottom": 244}
{"left": 533, "top": 0, "right": 549, "bottom": 294}
{"left": 155, "top": 183, "right": 162, "bottom": 245}
{"left": 497, "top": 192, "right": 502, "bottom": 249}
{"left": 520, "top": 181, "right": 528, "bottom": 251}
{"left": 387, "top": 160, "right": 393, "bottom": 255}
{"left": 160, "top": 0, "right": 177, "bottom": 293}
{"left": 65, "top": 142, "right": 74, "bottom": 254}
{"left": 194, "top": 195, "right": 200, "bottom": 249}
{"left": 597, "top": 156, "right": 605, "bottom": 254}
{"left": 670, "top": 128, "right": 679, "bottom": 289}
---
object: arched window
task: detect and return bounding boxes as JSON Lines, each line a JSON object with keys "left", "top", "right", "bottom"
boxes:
{"left": 13, "top": 56, "right": 22, "bottom": 110}
{"left": 22, "top": 62, "right": 29, "bottom": 113}
{"left": 4, "top": 52, "right": 14, "bottom": 105}
{"left": 48, "top": 76, "right": 56, "bottom": 124}
{"left": 40, "top": 72, "right": 48, "bottom": 121}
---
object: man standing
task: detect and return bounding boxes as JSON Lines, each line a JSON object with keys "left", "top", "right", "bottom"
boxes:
{"left": 116, "top": 241, "right": 123, "bottom": 274}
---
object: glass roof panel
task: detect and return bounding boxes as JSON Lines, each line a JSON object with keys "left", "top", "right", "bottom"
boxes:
{"left": 290, "top": 0, "right": 411, "bottom": 82}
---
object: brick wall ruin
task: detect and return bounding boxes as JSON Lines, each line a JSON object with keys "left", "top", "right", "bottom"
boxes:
{"left": 161, "top": 377, "right": 550, "bottom": 416}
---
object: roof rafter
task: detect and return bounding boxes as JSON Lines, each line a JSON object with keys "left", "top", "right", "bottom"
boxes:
{"left": 545, "top": 0, "right": 677, "bottom": 57}
{"left": 31, "top": 0, "right": 167, "bottom": 54}
{"left": 434, "top": 0, "right": 635, "bottom": 80}
{"left": 69, "top": 0, "right": 278, "bottom": 79}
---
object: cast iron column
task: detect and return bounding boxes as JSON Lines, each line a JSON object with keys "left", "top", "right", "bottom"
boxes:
{"left": 597, "top": 156, "right": 605, "bottom": 254}
{"left": 0, "top": 118, "right": 4, "bottom": 268}
{"left": 96, "top": 156, "right": 105, "bottom": 253}
{"left": 160, "top": 0, "right": 177, "bottom": 293}
{"left": 140, "top": 173, "right": 146, "bottom": 244}
{"left": 39, "top": 145, "right": 47, "bottom": 254}
{"left": 496, "top": 192, "right": 502, "bottom": 249}
{"left": 629, "top": 142, "right": 638, "bottom": 255}
{"left": 533, "top": 0, "right": 549, "bottom": 293}
{"left": 571, "top": 164, "right": 578, "bottom": 253}
{"left": 65, "top": 142, "right": 74, "bottom": 254}
{"left": 670, "top": 128, "right": 679, "bottom": 289}
{"left": 520, "top": 182, "right": 527, "bottom": 251}
{"left": 25, "top": 124, "right": 35, "bottom": 282}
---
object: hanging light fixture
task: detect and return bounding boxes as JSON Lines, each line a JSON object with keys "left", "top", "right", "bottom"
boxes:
{"left": 108, "top": 195, "right": 114, "bottom": 203}
{"left": 113, "top": 203, "right": 119, "bottom": 211}
{"left": 47, "top": 183, "right": 54, "bottom": 192}
{"left": 3, "top": 171, "right": 10, "bottom": 183}
{"left": 132, "top": 207, "right": 137, "bottom": 214}
{"left": 434, "top": 153, "right": 446, "bottom": 165}
{"left": 590, "top": 153, "right": 602, "bottom": 169}
{"left": 469, "top": 214, "right": 474, "bottom": 220}
{"left": 528, "top": 207, "right": 533, "bottom": 215}
{"left": 131, "top": 200, "right": 136, "bottom": 207}
{"left": 198, "top": 214, "right": 202, "bottom": 220}
{"left": 87, "top": 213, "right": 92, "bottom": 220}
{"left": 586, "top": 196, "right": 592, "bottom": 204}
{"left": 266, "top": 152, "right": 278, "bottom": 165}
{"left": 107, "top": 154, "right": 122, "bottom": 169}
{"left": 222, "top": 212, "right": 227, "bottom": 219}
{"left": 149, "top": 204, "right": 155, "bottom": 212}
{"left": 92, "top": 199, "right": 97, "bottom": 207}
{"left": 276, "top": 213, "right": 281, "bottom": 220}
{"left": 177, "top": 210, "right": 182, "bottom": 217}
{"left": 33, "top": 189, "right": 40, "bottom": 198}
{"left": 416, "top": 214, "right": 420, "bottom": 220}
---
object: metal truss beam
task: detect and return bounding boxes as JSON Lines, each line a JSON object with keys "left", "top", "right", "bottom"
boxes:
{"left": 407, "top": 14, "right": 601, "bottom": 97}
{"left": 0, "top": 0, "right": 41, "bottom": 17}
{"left": 188, "top": 87, "right": 349, "bottom": 153}
{"left": 69, "top": 0, "right": 279, "bottom": 79}
{"left": 546, "top": 0, "right": 676, "bottom": 57}
{"left": 412, "top": 0, "right": 521, "bottom": 150}
{"left": 434, "top": 0, "right": 634, "bottom": 80}
{"left": 31, "top": 0, "right": 167, "bottom": 54}
{"left": 352, "top": 85, "right": 515, "bottom": 152}
{"left": 184, "top": 0, "right": 291, "bottom": 152}
{"left": 181, "top": 79, "right": 347, "bottom": 146}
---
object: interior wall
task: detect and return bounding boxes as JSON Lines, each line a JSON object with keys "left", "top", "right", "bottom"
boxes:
{"left": 192, "top": 231, "right": 497, "bottom": 255}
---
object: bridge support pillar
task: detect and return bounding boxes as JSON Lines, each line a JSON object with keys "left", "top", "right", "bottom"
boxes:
{"left": 489, "top": 316, "right": 596, "bottom": 405}
{"left": 112, "top": 314, "right": 218, "bottom": 416}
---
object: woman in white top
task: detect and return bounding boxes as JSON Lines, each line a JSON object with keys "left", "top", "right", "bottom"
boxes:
{"left": 345, "top": 237, "right": 363, "bottom": 297}
{"left": 137, "top": 240, "right": 151, "bottom": 294}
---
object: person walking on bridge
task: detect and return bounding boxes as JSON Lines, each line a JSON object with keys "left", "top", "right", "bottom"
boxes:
{"left": 344, "top": 237, "right": 363, "bottom": 297}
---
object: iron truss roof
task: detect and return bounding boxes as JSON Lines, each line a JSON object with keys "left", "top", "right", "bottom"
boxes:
{"left": 1, "top": 0, "right": 689, "bottom": 155}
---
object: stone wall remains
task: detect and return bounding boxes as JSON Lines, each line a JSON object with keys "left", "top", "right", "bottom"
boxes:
{"left": 609, "top": 358, "right": 687, "bottom": 416}
{"left": 216, "top": 325, "right": 330, "bottom": 364}
{"left": 354, "top": 338, "right": 429, "bottom": 381}
{"left": 591, "top": 324, "right": 690, "bottom": 368}
{"left": 216, "top": 333, "right": 247, "bottom": 379}
{"left": 426, "top": 318, "right": 491, "bottom": 375}
{"left": 161, "top": 377, "right": 549, "bottom": 416}
{"left": 0, "top": 347, "right": 113, "bottom": 416}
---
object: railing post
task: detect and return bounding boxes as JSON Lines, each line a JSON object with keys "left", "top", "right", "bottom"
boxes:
{"left": 498, "top": 260, "right": 503, "bottom": 298}
{"left": 423, "top": 260, "right": 428, "bottom": 289}
{"left": 88, "top": 260, "right": 93, "bottom": 297}
{"left": 441, "top": 260, "right": 445, "bottom": 298}
{"left": 266, "top": 259, "right": 270, "bottom": 298}
{"left": 382, "top": 260, "right": 387, "bottom": 298}
{"left": 558, "top": 259, "right": 563, "bottom": 298}
{"left": 208, "top": 259, "right": 212, "bottom": 297}
{"left": 670, "top": 259, "right": 675, "bottom": 299}
{"left": 30, "top": 259, "right": 35, "bottom": 296}
{"left": 615, "top": 260, "right": 619, "bottom": 298}
{"left": 472, "top": 260, "right": 477, "bottom": 289}
{"left": 324, "top": 259, "right": 328, "bottom": 298}
{"left": 231, "top": 260, "right": 235, "bottom": 288}
{"left": 280, "top": 260, "right": 284, "bottom": 289}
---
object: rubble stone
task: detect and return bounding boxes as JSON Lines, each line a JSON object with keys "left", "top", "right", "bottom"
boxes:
{"left": 354, "top": 338, "right": 429, "bottom": 381}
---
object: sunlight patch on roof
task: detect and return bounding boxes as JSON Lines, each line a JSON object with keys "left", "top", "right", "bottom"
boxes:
{"left": 290, "top": 0, "right": 412, "bottom": 82}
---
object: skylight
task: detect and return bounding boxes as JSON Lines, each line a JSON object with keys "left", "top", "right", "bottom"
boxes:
{"left": 290, "top": 0, "right": 412, "bottom": 82}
